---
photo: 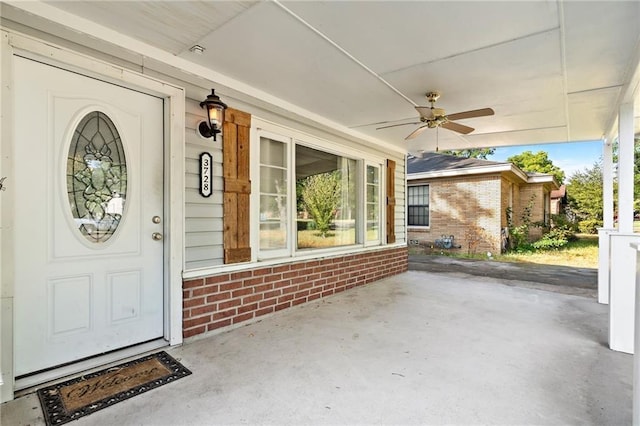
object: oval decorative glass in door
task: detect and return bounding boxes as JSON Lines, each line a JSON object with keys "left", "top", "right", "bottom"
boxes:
{"left": 67, "top": 111, "right": 127, "bottom": 243}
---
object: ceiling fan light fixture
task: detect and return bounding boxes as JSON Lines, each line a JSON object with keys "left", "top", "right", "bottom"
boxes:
{"left": 432, "top": 107, "right": 446, "bottom": 117}
{"left": 378, "top": 91, "right": 494, "bottom": 139}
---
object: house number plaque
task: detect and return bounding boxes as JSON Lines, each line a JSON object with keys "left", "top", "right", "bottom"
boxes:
{"left": 199, "top": 152, "right": 212, "bottom": 197}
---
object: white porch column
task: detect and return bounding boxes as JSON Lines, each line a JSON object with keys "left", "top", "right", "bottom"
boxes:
{"left": 598, "top": 139, "right": 616, "bottom": 304}
{"left": 634, "top": 243, "right": 640, "bottom": 426}
{"left": 618, "top": 102, "right": 635, "bottom": 233}
{"left": 609, "top": 102, "right": 637, "bottom": 353}
{"left": 597, "top": 229, "right": 613, "bottom": 304}
{"left": 603, "top": 139, "right": 616, "bottom": 229}
{"left": 610, "top": 233, "right": 640, "bottom": 353}
{"left": 0, "top": 300, "right": 11, "bottom": 402}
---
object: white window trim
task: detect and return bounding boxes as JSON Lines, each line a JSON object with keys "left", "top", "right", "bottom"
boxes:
{"left": 254, "top": 130, "right": 293, "bottom": 260}
{"left": 364, "top": 161, "right": 383, "bottom": 247}
{"left": 292, "top": 140, "right": 360, "bottom": 255}
{"left": 252, "top": 118, "right": 386, "bottom": 261}
{"left": 254, "top": 118, "right": 385, "bottom": 164}
{"left": 407, "top": 184, "right": 430, "bottom": 228}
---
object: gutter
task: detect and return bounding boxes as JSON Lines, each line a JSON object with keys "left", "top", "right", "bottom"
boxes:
{"left": 409, "top": 163, "right": 529, "bottom": 182}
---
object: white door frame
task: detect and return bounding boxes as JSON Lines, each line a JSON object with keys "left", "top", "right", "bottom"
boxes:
{"left": 0, "top": 30, "right": 185, "bottom": 402}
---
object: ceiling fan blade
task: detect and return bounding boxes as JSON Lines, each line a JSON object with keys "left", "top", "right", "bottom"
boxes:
{"left": 441, "top": 121, "right": 474, "bottom": 134}
{"left": 415, "top": 106, "right": 434, "bottom": 119}
{"left": 376, "top": 121, "right": 421, "bottom": 130}
{"left": 446, "top": 108, "right": 495, "bottom": 121}
{"left": 405, "top": 125, "right": 430, "bottom": 140}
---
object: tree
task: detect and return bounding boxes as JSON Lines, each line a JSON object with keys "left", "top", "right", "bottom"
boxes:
{"left": 507, "top": 150, "right": 565, "bottom": 184}
{"left": 300, "top": 171, "right": 341, "bottom": 237}
{"left": 612, "top": 137, "right": 640, "bottom": 212}
{"left": 566, "top": 161, "right": 604, "bottom": 232}
{"left": 440, "top": 148, "right": 495, "bottom": 159}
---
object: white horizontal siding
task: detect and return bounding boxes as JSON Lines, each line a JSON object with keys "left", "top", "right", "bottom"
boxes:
{"left": 186, "top": 217, "right": 223, "bottom": 233}
{"left": 184, "top": 99, "right": 224, "bottom": 270}
{"left": 183, "top": 98, "right": 407, "bottom": 272}
{"left": 185, "top": 188, "right": 223, "bottom": 205}
{"left": 185, "top": 246, "right": 224, "bottom": 264}
{"left": 185, "top": 231, "right": 224, "bottom": 247}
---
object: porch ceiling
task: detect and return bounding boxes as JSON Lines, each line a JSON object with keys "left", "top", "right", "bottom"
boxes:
{"left": 2, "top": 1, "right": 639, "bottom": 153}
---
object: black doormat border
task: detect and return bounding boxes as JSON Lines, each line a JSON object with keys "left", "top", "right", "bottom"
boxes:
{"left": 37, "top": 351, "right": 192, "bottom": 426}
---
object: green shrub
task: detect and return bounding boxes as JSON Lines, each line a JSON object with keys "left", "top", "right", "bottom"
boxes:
{"left": 512, "top": 244, "right": 535, "bottom": 254}
{"left": 505, "top": 197, "right": 536, "bottom": 251}
{"left": 532, "top": 228, "right": 577, "bottom": 251}
{"left": 508, "top": 224, "right": 530, "bottom": 250}
{"left": 552, "top": 227, "right": 576, "bottom": 241}
{"left": 578, "top": 219, "right": 603, "bottom": 234}
{"left": 550, "top": 214, "right": 579, "bottom": 232}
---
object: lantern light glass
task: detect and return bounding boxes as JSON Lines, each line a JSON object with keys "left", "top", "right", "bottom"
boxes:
{"left": 198, "top": 89, "right": 227, "bottom": 141}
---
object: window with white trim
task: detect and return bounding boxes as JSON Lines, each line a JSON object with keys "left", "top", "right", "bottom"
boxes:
{"left": 296, "top": 145, "right": 358, "bottom": 249}
{"left": 256, "top": 127, "right": 384, "bottom": 259}
{"left": 407, "top": 185, "right": 429, "bottom": 226}
{"left": 259, "top": 135, "right": 289, "bottom": 254}
{"left": 365, "top": 164, "right": 380, "bottom": 243}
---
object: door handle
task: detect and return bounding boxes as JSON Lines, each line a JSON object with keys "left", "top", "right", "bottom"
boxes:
{"left": 152, "top": 232, "right": 163, "bottom": 241}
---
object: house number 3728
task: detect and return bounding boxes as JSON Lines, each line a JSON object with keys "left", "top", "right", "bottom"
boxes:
{"left": 199, "top": 153, "right": 213, "bottom": 197}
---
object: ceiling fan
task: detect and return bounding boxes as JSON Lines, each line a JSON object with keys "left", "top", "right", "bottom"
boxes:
{"left": 377, "top": 92, "right": 495, "bottom": 140}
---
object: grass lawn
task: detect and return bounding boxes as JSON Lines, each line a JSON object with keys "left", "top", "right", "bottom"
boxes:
{"left": 495, "top": 234, "right": 599, "bottom": 269}
{"left": 410, "top": 233, "right": 600, "bottom": 269}
{"left": 278, "top": 221, "right": 640, "bottom": 269}
{"left": 297, "top": 229, "right": 355, "bottom": 248}
{"left": 411, "top": 221, "right": 640, "bottom": 269}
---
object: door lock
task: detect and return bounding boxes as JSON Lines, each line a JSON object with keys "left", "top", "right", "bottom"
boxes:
{"left": 152, "top": 216, "right": 161, "bottom": 224}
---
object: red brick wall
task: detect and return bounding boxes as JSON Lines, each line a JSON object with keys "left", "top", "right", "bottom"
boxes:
{"left": 182, "top": 246, "right": 408, "bottom": 338}
{"left": 500, "top": 178, "right": 513, "bottom": 229}
{"left": 517, "top": 184, "right": 547, "bottom": 240}
{"left": 407, "top": 174, "right": 502, "bottom": 254}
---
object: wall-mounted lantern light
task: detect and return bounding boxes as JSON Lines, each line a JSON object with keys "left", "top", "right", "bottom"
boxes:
{"left": 198, "top": 89, "right": 227, "bottom": 141}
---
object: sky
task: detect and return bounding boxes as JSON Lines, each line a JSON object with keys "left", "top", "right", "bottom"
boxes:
{"left": 487, "top": 140, "right": 603, "bottom": 181}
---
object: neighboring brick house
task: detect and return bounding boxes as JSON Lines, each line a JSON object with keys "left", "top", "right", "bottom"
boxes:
{"left": 407, "top": 153, "right": 559, "bottom": 254}
{"left": 551, "top": 185, "right": 567, "bottom": 215}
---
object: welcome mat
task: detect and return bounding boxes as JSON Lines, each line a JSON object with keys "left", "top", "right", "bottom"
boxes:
{"left": 37, "top": 351, "right": 192, "bottom": 426}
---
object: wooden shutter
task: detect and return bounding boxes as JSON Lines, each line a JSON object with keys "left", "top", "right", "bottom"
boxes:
{"left": 386, "top": 159, "right": 396, "bottom": 244}
{"left": 223, "top": 108, "right": 251, "bottom": 263}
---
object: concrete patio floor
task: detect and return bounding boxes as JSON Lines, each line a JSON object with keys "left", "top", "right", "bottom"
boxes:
{"left": 1, "top": 269, "right": 632, "bottom": 425}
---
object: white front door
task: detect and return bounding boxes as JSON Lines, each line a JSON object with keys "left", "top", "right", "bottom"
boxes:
{"left": 13, "top": 56, "right": 165, "bottom": 376}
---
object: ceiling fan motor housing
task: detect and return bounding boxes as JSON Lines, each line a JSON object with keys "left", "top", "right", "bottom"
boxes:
{"left": 427, "top": 117, "right": 447, "bottom": 128}
{"left": 426, "top": 91, "right": 441, "bottom": 103}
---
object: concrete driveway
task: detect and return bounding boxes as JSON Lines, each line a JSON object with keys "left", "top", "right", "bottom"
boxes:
{"left": 410, "top": 254, "right": 598, "bottom": 299}
{"left": 1, "top": 269, "right": 630, "bottom": 425}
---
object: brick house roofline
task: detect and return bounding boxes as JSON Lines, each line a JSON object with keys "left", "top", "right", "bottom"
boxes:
{"left": 407, "top": 153, "right": 558, "bottom": 189}
{"left": 525, "top": 172, "right": 560, "bottom": 189}
{"left": 551, "top": 185, "right": 566, "bottom": 199}
{"left": 408, "top": 153, "right": 529, "bottom": 183}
